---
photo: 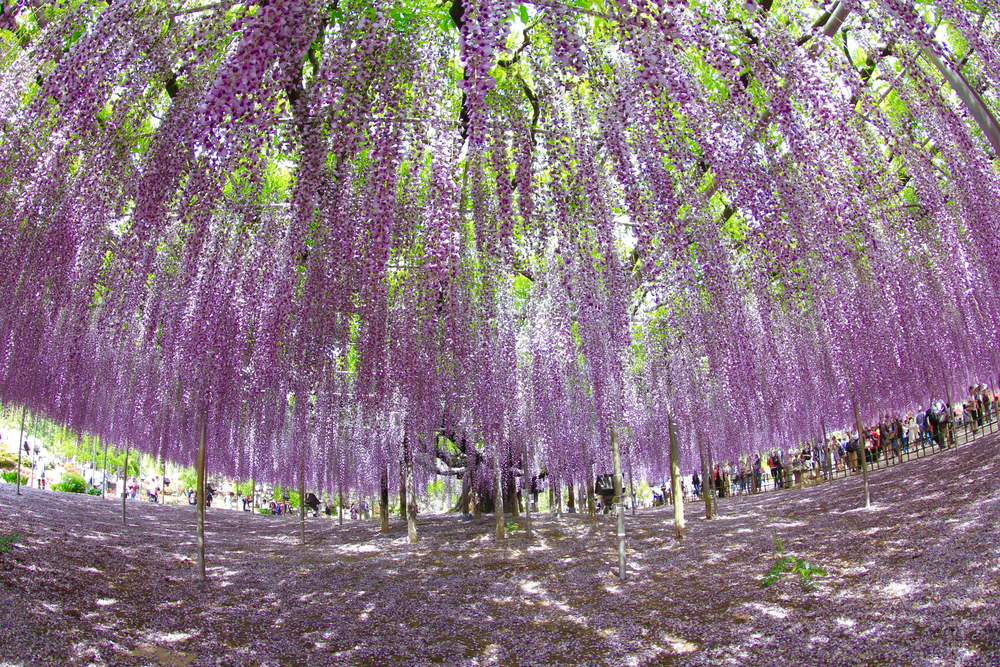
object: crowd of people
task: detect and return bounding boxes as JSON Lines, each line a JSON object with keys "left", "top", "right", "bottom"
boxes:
{"left": 683, "top": 384, "right": 997, "bottom": 500}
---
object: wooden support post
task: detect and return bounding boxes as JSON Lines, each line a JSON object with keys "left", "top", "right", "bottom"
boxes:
{"left": 102, "top": 436, "right": 108, "bottom": 500}
{"left": 469, "top": 451, "right": 481, "bottom": 521}
{"left": 611, "top": 429, "right": 626, "bottom": 582}
{"left": 699, "top": 432, "right": 712, "bottom": 520}
{"left": 586, "top": 461, "right": 597, "bottom": 525}
{"left": 852, "top": 399, "right": 871, "bottom": 509}
{"left": 196, "top": 418, "right": 207, "bottom": 582}
{"left": 88, "top": 430, "right": 96, "bottom": 480}
{"left": 405, "top": 439, "right": 418, "bottom": 544}
{"left": 15, "top": 406, "right": 25, "bottom": 496}
{"left": 821, "top": 417, "right": 832, "bottom": 485}
{"left": 668, "top": 414, "right": 685, "bottom": 540}
{"left": 299, "top": 483, "right": 306, "bottom": 547}
{"left": 122, "top": 443, "right": 130, "bottom": 525}
{"left": 494, "top": 446, "right": 505, "bottom": 540}
{"left": 523, "top": 441, "right": 532, "bottom": 540}
{"left": 399, "top": 459, "right": 406, "bottom": 522}
{"left": 945, "top": 385, "right": 956, "bottom": 452}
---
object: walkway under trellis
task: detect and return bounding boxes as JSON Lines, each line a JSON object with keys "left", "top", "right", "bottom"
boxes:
{"left": 1, "top": 427, "right": 998, "bottom": 666}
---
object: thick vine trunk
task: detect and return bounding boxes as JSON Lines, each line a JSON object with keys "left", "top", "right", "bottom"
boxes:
{"left": 460, "top": 471, "right": 471, "bottom": 515}
{"left": 668, "top": 414, "right": 685, "bottom": 540}
{"left": 507, "top": 474, "right": 519, "bottom": 517}
{"left": 380, "top": 469, "right": 390, "bottom": 534}
{"left": 566, "top": 480, "right": 575, "bottom": 513}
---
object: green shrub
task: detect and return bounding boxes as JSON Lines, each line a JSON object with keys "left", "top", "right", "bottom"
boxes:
{"left": 259, "top": 508, "right": 271, "bottom": 515}
{"left": 54, "top": 473, "right": 87, "bottom": 494}
{"left": 0, "top": 450, "right": 16, "bottom": 471}
{"left": 1, "top": 470, "right": 26, "bottom": 485}
{"left": 0, "top": 532, "right": 21, "bottom": 554}
{"left": 761, "top": 537, "right": 826, "bottom": 591}
{"left": 86, "top": 486, "right": 102, "bottom": 496}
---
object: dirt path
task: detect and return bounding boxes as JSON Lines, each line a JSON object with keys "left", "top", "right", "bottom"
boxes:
{"left": 1, "top": 435, "right": 997, "bottom": 666}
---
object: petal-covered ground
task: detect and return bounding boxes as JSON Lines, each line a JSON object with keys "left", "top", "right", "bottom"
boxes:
{"left": 1, "top": 435, "right": 998, "bottom": 667}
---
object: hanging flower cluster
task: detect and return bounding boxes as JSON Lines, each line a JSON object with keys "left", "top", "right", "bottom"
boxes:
{"left": 0, "top": 0, "right": 998, "bottom": 503}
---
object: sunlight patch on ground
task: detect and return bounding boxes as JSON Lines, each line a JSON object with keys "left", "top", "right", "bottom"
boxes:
{"left": 847, "top": 503, "right": 882, "bottom": 513}
{"left": 663, "top": 634, "right": 699, "bottom": 653}
{"left": 744, "top": 602, "right": 789, "bottom": 620}
{"left": 520, "top": 580, "right": 542, "bottom": 595}
{"left": 95, "top": 598, "right": 117, "bottom": 607}
{"left": 954, "top": 520, "right": 980, "bottom": 532}
{"left": 141, "top": 631, "right": 197, "bottom": 643}
{"left": 882, "top": 581, "right": 914, "bottom": 598}
{"left": 623, "top": 642, "right": 666, "bottom": 666}
{"left": 337, "top": 543, "right": 379, "bottom": 553}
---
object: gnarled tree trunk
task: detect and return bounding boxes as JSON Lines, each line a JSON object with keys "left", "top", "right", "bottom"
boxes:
{"left": 380, "top": 468, "right": 390, "bottom": 534}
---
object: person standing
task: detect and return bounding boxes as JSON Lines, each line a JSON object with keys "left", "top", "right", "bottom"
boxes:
{"left": 890, "top": 417, "right": 902, "bottom": 462}
{"left": 906, "top": 413, "right": 918, "bottom": 453}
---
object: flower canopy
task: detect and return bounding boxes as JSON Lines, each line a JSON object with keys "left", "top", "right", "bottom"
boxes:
{"left": 1, "top": 0, "right": 998, "bottom": 496}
